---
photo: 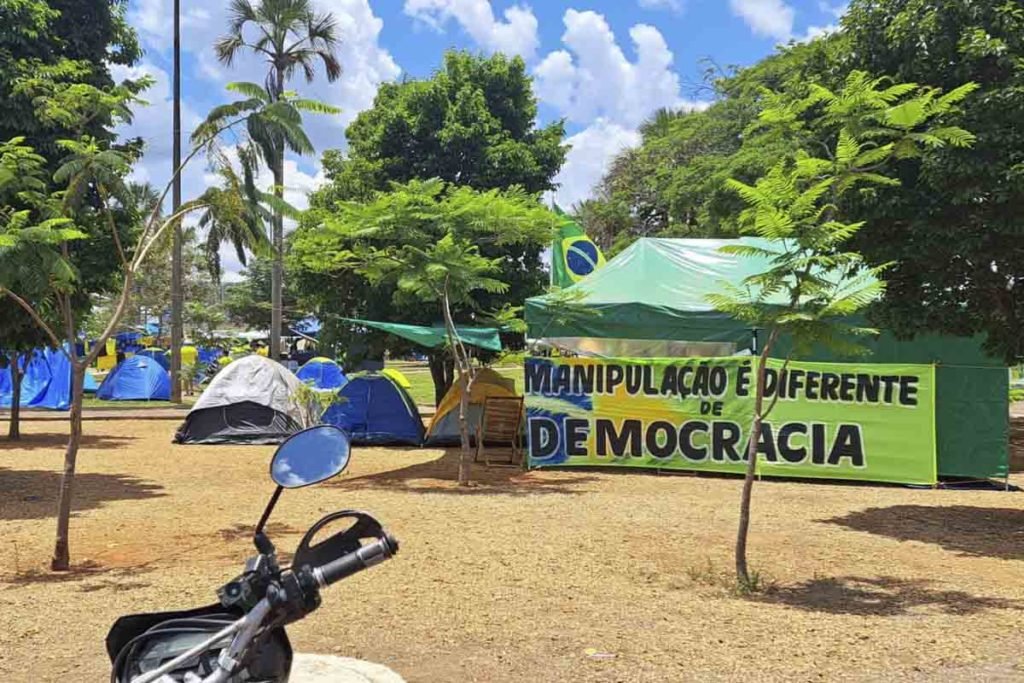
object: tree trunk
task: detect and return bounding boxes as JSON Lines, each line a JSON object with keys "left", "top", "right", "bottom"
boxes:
{"left": 735, "top": 334, "right": 776, "bottom": 587}
{"left": 438, "top": 289, "right": 474, "bottom": 486}
{"left": 169, "top": 0, "right": 183, "bottom": 402}
{"left": 428, "top": 352, "right": 455, "bottom": 406}
{"left": 457, "top": 372, "right": 473, "bottom": 485}
{"left": 269, "top": 69, "right": 285, "bottom": 365}
{"left": 52, "top": 362, "right": 85, "bottom": 571}
{"left": 8, "top": 351, "right": 22, "bottom": 440}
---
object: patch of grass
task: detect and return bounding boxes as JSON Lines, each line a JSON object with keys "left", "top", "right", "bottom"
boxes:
{"left": 735, "top": 568, "right": 776, "bottom": 596}
{"left": 685, "top": 558, "right": 776, "bottom": 596}
{"left": 1010, "top": 388, "right": 1024, "bottom": 403}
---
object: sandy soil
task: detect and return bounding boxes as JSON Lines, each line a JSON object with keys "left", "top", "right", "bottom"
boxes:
{"left": 1, "top": 418, "right": 1022, "bottom": 682}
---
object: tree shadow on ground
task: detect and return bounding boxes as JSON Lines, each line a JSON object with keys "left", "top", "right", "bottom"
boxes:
{"left": 758, "top": 575, "right": 1024, "bottom": 616}
{"left": 822, "top": 505, "right": 1024, "bottom": 560}
{"left": 0, "top": 468, "right": 165, "bottom": 521}
{"left": 1, "top": 431, "right": 138, "bottom": 450}
{"left": 5, "top": 560, "right": 156, "bottom": 591}
{"left": 328, "top": 449, "right": 599, "bottom": 496}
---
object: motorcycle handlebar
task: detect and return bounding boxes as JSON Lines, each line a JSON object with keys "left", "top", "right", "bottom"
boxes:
{"left": 312, "top": 533, "right": 399, "bottom": 588}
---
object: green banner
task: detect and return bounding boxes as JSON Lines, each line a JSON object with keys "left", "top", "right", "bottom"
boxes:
{"left": 525, "top": 356, "right": 937, "bottom": 485}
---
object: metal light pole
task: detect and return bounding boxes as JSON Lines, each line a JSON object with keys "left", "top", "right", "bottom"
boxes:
{"left": 170, "top": 0, "right": 183, "bottom": 402}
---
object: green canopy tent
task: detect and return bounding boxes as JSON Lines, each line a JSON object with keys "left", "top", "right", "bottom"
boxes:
{"left": 526, "top": 238, "right": 1008, "bottom": 480}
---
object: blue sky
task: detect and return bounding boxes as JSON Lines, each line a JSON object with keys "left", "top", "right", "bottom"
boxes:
{"left": 119, "top": 0, "right": 845, "bottom": 278}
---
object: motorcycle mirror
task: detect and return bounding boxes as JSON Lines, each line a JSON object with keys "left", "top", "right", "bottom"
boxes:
{"left": 270, "top": 425, "right": 351, "bottom": 488}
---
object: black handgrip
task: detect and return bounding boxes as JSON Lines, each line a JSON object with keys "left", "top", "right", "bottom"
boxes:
{"left": 314, "top": 533, "right": 399, "bottom": 587}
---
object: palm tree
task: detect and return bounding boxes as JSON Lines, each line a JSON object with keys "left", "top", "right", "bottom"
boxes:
{"left": 214, "top": 0, "right": 341, "bottom": 361}
{"left": 195, "top": 147, "right": 272, "bottom": 284}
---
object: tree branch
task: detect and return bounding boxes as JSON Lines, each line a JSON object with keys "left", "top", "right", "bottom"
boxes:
{"left": 97, "top": 184, "right": 129, "bottom": 269}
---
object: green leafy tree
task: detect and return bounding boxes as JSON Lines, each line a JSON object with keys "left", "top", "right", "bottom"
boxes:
{"left": 0, "top": 138, "right": 61, "bottom": 440}
{"left": 302, "top": 51, "right": 566, "bottom": 395}
{"left": 709, "top": 71, "right": 976, "bottom": 589}
{"left": 336, "top": 51, "right": 566, "bottom": 196}
{"left": 0, "top": 0, "right": 140, "bottom": 161}
{"left": 224, "top": 255, "right": 302, "bottom": 331}
{"left": 0, "top": 81, "right": 312, "bottom": 571}
{"left": 196, "top": 147, "right": 273, "bottom": 285}
{"left": 593, "top": 2, "right": 1024, "bottom": 362}
{"left": 292, "top": 178, "right": 557, "bottom": 482}
{"left": 836, "top": 0, "right": 1024, "bottom": 362}
{"left": 214, "top": 0, "right": 342, "bottom": 361}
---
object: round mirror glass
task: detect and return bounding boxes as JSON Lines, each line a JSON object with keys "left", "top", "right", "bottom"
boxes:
{"left": 270, "top": 425, "right": 351, "bottom": 488}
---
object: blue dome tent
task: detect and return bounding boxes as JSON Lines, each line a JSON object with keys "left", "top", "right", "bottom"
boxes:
{"left": 321, "top": 373, "right": 423, "bottom": 446}
{"left": 98, "top": 356, "right": 170, "bottom": 401}
{"left": 297, "top": 357, "right": 348, "bottom": 390}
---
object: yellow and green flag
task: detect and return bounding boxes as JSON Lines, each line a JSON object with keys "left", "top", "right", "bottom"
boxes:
{"left": 550, "top": 206, "right": 605, "bottom": 288}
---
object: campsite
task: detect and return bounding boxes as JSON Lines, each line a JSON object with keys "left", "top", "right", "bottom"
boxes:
{"left": 2, "top": 1, "right": 1024, "bottom": 681}
{"left": 3, "top": 416, "right": 1024, "bottom": 682}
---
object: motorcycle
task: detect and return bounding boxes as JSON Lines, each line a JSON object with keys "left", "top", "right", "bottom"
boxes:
{"left": 106, "top": 424, "right": 399, "bottom": 683}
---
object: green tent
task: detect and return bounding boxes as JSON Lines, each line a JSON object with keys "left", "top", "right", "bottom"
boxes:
{"left": 526, "top": 237, "right": 1008, "bottom": 480}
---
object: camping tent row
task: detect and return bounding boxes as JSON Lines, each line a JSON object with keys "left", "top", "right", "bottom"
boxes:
{"left": 175, "top": 355, "right": 520, "bottom": 447}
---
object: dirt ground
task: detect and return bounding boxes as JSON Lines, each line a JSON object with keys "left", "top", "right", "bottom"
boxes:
{"left": 1, "top": 418, "right": 1023, "bottom": 683}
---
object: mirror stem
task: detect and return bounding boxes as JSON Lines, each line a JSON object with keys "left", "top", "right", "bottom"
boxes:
{"left": 255, "top": 485, "right": 283, "bottom": 536}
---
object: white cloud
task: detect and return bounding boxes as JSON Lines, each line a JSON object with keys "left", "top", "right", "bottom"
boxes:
{"left": 404, "top": 0, "right": 539, "bottom": 60}
{"left": 798, "top": 2, "right": 847, "bottom": 42}
{"left": 534, "top": 10, "right": 691, "bottom": 128}
{"left": 818, "top": 1, "right": 848, "bottom": 19}
{"left": 127, "top": 0, "right": 213, "bottom": 52}
{"left": 533, "top": 10, "right": 706, "bottom": 209}
{"left": 551, "top": 120, "right": 640, "bottom": 208}
{"left": 729, "top": 0, "right": 795, "bottom": 41}
{"left": 638, "top": 0, "right": 683, "bottom": 12}
{"left": 799, "top": 23, "right": 838, "bottom": 41}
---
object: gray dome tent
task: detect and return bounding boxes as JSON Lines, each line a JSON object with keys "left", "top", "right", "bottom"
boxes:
{"left": 174, "top": 356, "right": 314, "bottom": 445}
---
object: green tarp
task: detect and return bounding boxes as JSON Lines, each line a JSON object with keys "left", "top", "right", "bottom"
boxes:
{"left": 342, "top": 318, "right": 502, "bottom": 352}
{"left": 526, "top": 237, "right": 1009, "bottom": 481}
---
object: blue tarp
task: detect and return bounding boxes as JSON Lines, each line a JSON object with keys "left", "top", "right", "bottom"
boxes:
{"left": 0, "top": 347, "right": 72, "bottom": 410}
{"left": 34, "top": 347, "right": 71, "bottom": 409}
{"left": 98, "top": 356, "right": 170, "bottom": 401}
{"left": 297, "top": 357, "right": 348, "bottom": 390}
{"left": 197, "top": 347, "right": 221, "bottom": 366}
{"left": 0, "top": 351, "right": 51, "bottom": 407}
{"left": 321, "top": 374, "right": 423, "bottom": 446}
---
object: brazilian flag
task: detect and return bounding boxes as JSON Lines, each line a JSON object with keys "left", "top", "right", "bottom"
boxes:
{"left": 550, "top": 207, "right": 606, "bottom": 288}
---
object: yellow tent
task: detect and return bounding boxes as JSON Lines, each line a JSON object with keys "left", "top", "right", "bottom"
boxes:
{"left": 425, "top": 368, "right": 518, "bottom": 445}
{"left": 381, "top": 367, "right": 412, "bottom": 389}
